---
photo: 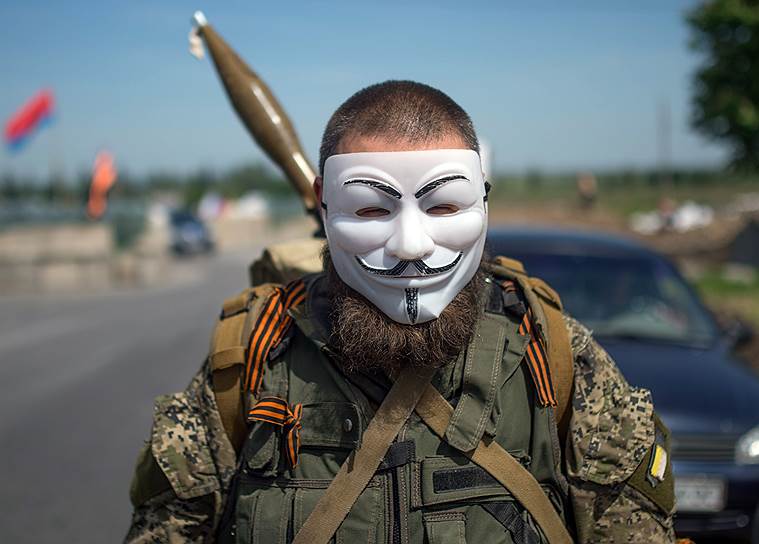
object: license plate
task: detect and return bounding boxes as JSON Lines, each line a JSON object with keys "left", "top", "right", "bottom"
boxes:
{"left": 675, "top": 476, "right": 726, "bottom": 512}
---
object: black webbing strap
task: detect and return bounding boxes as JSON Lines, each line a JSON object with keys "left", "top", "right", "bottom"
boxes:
{"left": 502, "top": 291, "right": 527, "bottom": 320}
{"left": 483, "top": 502, "right": 541, "bottom": 544}
{"left": 377, "top": 440, "right": 415, "bottom": 471}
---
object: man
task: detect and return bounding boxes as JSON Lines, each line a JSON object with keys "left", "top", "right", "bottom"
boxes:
{"left": 126, "top": 81, "right": 675, "bottom": 543}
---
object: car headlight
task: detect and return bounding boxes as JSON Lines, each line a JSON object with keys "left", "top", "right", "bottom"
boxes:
{"left": 736, "top": 425, "right": 759, "bottom": 465}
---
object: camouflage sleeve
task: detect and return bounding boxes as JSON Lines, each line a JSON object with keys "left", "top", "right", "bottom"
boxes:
{"left": 563, "top": 316, "right": 676, "bottom": 544}
{"left": 125, "top": 362, "right": 238, "bottom": 543}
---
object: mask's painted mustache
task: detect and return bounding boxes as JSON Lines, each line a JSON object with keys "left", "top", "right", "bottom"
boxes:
{"left": 355, "top": 253, "right": 463, "bottom": 277}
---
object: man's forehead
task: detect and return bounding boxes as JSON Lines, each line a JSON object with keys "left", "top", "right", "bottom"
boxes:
{"left": 335, "top": 133, "right": 470, "bottom": 155}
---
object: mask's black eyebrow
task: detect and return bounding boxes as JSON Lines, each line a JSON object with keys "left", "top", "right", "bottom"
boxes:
{"left": 414, "top": 175, "right": 469, "bottom": 199}
{"left": 344, "top": 179, "right": 402, "bottom": 199}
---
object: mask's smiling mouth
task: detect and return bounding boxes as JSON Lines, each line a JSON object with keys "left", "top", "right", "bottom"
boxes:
{"left": 355, "top": 253, "right": 463, "bottom": 277}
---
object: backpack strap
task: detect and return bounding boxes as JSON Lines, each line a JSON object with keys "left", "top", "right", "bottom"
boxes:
{"left": 488, "top": 257, "right": 574, "bottom": 443}
{"left": 208, "top": 280, "right": 306, "bottom": 453}
{"left": 529, "top": 277, "right": 573, "bottom": 440}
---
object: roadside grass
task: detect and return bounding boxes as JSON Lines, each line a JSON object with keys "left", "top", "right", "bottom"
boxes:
{"left": 696, "top": 271, "right": 759, "bottom": 374}
{"left": 694, "top": 270, "right": 759, "bottom": 328}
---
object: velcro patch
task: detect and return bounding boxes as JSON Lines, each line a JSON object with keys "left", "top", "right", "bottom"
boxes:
{"left": 432, "top": 466, "right": 498, "bottom": 493}
{"left": 627, "top": 414, "right": 675, "bottom": 514}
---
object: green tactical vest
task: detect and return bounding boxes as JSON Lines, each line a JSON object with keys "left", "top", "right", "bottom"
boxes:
{"left": 217, "top": 272, "right": 570, "bottom": 544}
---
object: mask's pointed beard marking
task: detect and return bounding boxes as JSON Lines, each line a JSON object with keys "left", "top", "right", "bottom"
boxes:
{"left": 324, "top": 246, "right": 486, "bottom": 376}
{"left": 405, "top": 288, "right": 419, "bottom": 324}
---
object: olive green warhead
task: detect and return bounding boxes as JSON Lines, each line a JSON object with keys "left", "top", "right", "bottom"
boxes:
{"left": 192, "top": 11, "right": 319, "bottom": 220}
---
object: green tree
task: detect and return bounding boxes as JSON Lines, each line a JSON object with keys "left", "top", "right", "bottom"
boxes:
{"left": 183, "top": 169, "right": 216, "bottom": 208}
{"left": 688, "top": 0, "right": 759, "bottom": 169}
{"left": 1, "top": 174, "right": 21, "bottom": 201}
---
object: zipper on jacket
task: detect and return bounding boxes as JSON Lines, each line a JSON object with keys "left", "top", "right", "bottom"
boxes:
{"left": 390, "top": 421, "right": 410, "bottom": 544}
{"left": 390, "top": 467, "right": 402, "bottom": 544}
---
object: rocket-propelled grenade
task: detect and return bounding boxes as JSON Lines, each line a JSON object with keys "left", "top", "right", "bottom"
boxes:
{"left": 191, "top": 11, "right": 320, "bottom": 222}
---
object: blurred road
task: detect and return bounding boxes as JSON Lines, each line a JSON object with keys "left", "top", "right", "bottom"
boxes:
{"left": 0, "top": 251, "right": 255, "bottom": 543}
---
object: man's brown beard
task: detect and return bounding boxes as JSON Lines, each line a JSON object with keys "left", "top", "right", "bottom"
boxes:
{"left": 324, "top": 249, "right": 486, "bottom": 376}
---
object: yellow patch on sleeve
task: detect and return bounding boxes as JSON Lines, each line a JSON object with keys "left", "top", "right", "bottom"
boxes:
{"left": 628, "top": 414, "right": 675, "bottom": 514}
{"left": 649, "top": 444, "right": 668, "bottom": 483}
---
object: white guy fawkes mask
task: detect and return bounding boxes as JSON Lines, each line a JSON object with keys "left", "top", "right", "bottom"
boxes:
{"left": 322, "top": 149, "right": 488, "bottom": 324}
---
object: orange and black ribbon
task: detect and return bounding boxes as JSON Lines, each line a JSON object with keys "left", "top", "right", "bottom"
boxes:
{"left": 519, "top": 308, "right": 557, "bottom": 407}
{"left": 503, "top": 280, "right": 557, "bottom": 407}
{"left": 245, "top": 279, "right": 306, "bottom": 396}
{"left": 247, "top": 396, "right": 303, "bottom": 467}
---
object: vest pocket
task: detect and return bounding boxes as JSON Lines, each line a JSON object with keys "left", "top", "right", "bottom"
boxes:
{"left": 238, "top": 485, "right": 293, "bottom": 544}
{"left": 414, "top": 455, "right": 530, "bottom": 507}
{"left": 299, "top": 401, "right": 363, "bottom": 449}
{"left": 412, "top": 457, "right": 557, "bottom": 544}
{"left": 242, "top": 422, "right": 280, "bottom": 475}
{"left": 236, "top": 478, "right": 383, "bottom": 544}
{"left": 241, "top": 401, "right": 363, "bottom": 478}
{"left": 292, "top": 483, "right": 383, "bottom": 544}
{"left": 233, "top": 491, "right": 257, "bottom": 544}
{"left": 423, "top": 511, "right": 467, "bottom": 544}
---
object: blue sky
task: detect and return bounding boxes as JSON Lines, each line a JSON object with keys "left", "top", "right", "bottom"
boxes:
{"left": 0, "top": 0, "right": 726, "bottom": 180}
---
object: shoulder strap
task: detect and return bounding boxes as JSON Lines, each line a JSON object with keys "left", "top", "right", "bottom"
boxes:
{"left": 208, "top": 284, "right": 279, "bottom": 452}
{"left": 208, "top": 280, "right": 306, "bottom": 453}
{"left": 530, "top": 278, "right": 573, "bottom": 443}
{"left": 415, "top": 386, "right": 573, "bottom": 544}
{"left": 292, "top": 366, "right": 436, "bottom": 544}
{"left": 489, "top": 257, "right": 574, "bottom": 443}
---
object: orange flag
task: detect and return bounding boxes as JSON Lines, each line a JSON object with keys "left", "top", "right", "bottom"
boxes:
{"left": 87, "top": 151, "right": 117, "bottom": 219}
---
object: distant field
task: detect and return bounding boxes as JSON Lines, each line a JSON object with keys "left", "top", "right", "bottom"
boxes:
{"left": 696, "top": 270, "right": 759, "bottom": 327}
{"left": 697, "top": 272, "right": 759, "bottom": 372}
{"left": 489, "top": 173, "right": 759, "bottom": 217}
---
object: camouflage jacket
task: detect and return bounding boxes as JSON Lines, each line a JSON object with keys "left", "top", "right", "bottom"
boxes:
{"left": 125, "top": 310, "right": 675, "bottom": 543}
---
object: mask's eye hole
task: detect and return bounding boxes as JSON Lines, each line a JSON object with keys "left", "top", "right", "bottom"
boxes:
{"left": 426, "top": 204, "right": 460, "bottom": 216}
{"left": 356, "top": 207, "right": 390, "bottom": 217}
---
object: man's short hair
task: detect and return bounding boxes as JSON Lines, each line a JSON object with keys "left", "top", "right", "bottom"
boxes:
{"left": 319, "top": 80, "right": 479, "bottom": 175}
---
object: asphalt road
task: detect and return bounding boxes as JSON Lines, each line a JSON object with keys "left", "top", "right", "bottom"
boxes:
{"left": 0, "top": 251, "right": 256, "bottom": 543}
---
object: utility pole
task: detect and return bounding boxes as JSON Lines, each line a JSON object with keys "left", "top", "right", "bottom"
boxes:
{"left": 657, "top": 98, "right": 672, "bottom": 186}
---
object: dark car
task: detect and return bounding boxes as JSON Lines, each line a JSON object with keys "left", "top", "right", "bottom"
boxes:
{"left": 487, "top": 226, "right": 759, "bottom": 543}
{"left": 169, "top": 209, "right": 215, "bottom": 256}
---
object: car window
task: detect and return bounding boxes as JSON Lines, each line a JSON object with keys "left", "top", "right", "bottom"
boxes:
{"left": 496, "top": 251, "right": 718, "bottom": 345}
{"left": 170, "top": 211, "right": 198, "bottom": 226}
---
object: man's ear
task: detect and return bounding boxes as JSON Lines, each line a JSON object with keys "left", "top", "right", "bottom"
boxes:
{"left": 313, "top": 176, "right": 323, "bottom": 204}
